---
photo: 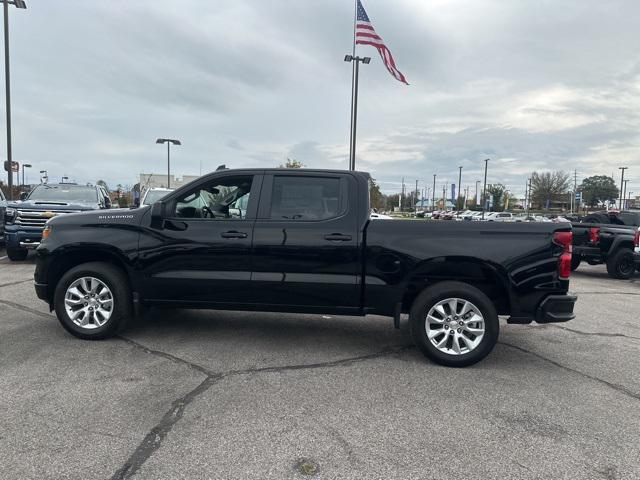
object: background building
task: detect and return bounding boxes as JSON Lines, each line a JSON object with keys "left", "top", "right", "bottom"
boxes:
{"left": 139, "top": 173, "right": 200, "bottom": 190}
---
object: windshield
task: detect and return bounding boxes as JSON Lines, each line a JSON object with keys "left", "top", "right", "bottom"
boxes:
{"left": 143, "top": 190, "right": 171, "bottom": 205}
{"left": 28, "top": 184, "right": 98, "bottom": 203}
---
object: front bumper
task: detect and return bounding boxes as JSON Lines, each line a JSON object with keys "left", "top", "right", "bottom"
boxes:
{"left": 536, "top": 294, "right": 577, "bottom": 323}
{"left": 6, "top": 228, "right": 43, "bottom": 250}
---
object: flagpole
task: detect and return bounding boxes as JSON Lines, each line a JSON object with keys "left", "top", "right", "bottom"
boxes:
{"left": 348, "top": 0, "right": 357, "bottom": 171}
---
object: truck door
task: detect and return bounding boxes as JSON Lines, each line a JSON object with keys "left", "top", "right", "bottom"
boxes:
{"left": 250, "top": 172, "right": 361, "bottom": 311}
{"left": 138, "top": 172, "right": 262, "bottom": 305}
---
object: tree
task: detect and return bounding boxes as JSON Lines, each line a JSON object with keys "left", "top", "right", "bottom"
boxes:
{"left": 369, "top": 179, "right": 385, "bottom": 211}
{"left": 579, "top": 175, "right": 618, "bottom": 208}
{"left": 385, "top": 193, "right": 400, "bottom": 211}
{"left": 486, "top": 184, "right": 507, "bottom": 212}
{"left": 530, "top": 171, "right": 570, "bottom": 209}
{"left": 279, "top": 158, "right": 305, "bottom": 168}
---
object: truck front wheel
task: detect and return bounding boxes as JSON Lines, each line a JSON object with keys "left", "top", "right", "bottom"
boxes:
{"left": 53, "top": 262, "right": 132, "bottom": 340}
{"left": 606, "top": 248, "right": 635, "bottom": 280}
{"left": 410, "top": 281, "right": 499, "bottom": 367}
{"left": 7, "top": 248, "right": 28, "bottom": 261}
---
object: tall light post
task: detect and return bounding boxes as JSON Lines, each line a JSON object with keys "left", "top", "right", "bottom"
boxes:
{"left": 481, "top": 158, "right": 489, "bottom": 219}
{"left": 156, "top": 138, "right": 181, "bottom": 188}
{"left": 2, "top": 0, "right": 26, "bottom": 200}
{"left": 20, "top": 161, "right": 29, "bottom": 186}
{"left": 475, "top": 180, "right": 480, "bottom": 207}
{"left": 623, "top": 179, "right": 629, "bottom": 210}
{"left": 456, "top": 166, "right": 463, "bottom": 211}
{"left": 432, "top": 174, "right": 436, "bottom": 212}
{"left": 618, "top": 166, "right": 628, "bottom": 209}
{"left": 344, "top": 55, "right": 370, "bottom": 171}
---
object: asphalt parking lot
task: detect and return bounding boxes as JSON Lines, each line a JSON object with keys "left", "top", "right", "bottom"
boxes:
{"left": 1, "top": 250, "right": 639, "bottom": 480}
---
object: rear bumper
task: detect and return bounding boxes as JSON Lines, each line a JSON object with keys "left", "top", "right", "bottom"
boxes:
{"left": 573, "top": 245, "right": 601, "bottom": 259}
{"left": 536, "top": 294, "right": 577, "bottom": 323}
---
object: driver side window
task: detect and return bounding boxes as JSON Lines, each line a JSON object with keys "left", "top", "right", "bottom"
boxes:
{"left": 172, "top": 175, "right": 253, "bottom": 220}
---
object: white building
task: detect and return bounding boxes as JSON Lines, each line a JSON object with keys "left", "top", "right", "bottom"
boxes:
{"left": 139, "top": 173, "right": 200, "bottom": 190}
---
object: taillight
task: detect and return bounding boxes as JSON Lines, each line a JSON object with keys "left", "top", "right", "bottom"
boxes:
{"left": 553, "top": 230, "right": 573, "bottom": 280}
{"left": 634, "top": 229, "right": 640, "bottom": 248}
{"left": 589, "top": 227, "right": 600, "bottom": 245}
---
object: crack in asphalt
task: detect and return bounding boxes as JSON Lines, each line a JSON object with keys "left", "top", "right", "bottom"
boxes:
{"left": 545, "top": 324, "right": 640, "bottom": 341}
{"left": 110, "top": 341, "right": 415, "bottom": 480}
{"left": 0, "top": 278, "right": 33, "bottom": 288}
{"left": 499, "top": 341, "right": 640, "bottom": 401}
{"left": 0, "top": 299, "right": 53, "bottom": 319}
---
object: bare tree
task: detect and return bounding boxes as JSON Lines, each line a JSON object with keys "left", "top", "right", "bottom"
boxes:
{"left": 530, "top": 171, "right": 570, "bottom": 208}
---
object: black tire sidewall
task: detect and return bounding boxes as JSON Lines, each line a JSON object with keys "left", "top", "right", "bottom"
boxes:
{"left": 410, "top": 281, "right": 499, "bottom": 367}
{"left": 54, "top": 262, "right": 131, "bottom": 339}
{"left": 571, "top": 254, "right": 581, "bottom": 271}
{"left": 7, "top": 248, "right": 28, "bottom": 261}
{"left": 607, "top": 248, "right": 634, "bottom": 279}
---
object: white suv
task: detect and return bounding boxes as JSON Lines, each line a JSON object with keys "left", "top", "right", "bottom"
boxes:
{"left": 485, "top": 212, "right": 514, "bottom": 222}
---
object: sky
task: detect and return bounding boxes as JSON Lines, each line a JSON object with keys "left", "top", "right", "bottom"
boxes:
{"left": 3, "top": 0, "right": 640, "bottom": 197}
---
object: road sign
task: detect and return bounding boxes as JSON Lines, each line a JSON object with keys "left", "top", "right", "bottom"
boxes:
{"left": 4, "top": 161, "right": 18, "bottom": 172}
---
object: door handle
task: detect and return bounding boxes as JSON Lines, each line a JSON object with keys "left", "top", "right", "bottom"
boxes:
{"left": 324, "top": 233, "right": 352, "bottom": 241}
{"left": 221, "top": 231, "right": 248, "bottom": 239}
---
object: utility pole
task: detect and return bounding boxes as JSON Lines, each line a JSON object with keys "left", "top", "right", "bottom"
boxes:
{"left": 618, "top": 167, "right": 628, "bottom": 209}
{"left": 457, "top": 166, "right": 463, "bottom": 211}
{"left": 442, "top": 184, "right": 446, "bottom": 210}
{"left": 432, "top": 174, "right": 436, "bottom": 212}
{"left": 481, "top": 158, "right": 489, "bottom": 219}
{"left": 572, "top": 169, "right": 577, "bottom": 214}
{"left": 399, "top": 177, "right": 404, "bottom": 211}
{"left": 623, "top": 179, "right": 629, "bottom": 210}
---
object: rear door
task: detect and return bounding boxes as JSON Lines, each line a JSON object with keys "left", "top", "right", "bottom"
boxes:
{"left": 250, "top": 172, "right": 361, "bottom": 311}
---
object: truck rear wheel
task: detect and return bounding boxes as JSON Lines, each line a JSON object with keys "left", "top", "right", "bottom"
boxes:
{"left": 7, "top": 247, "right": 28, "bottom": 261}
{"left": 53, "top": 262, "right": 132, "bottom": 340}
{"left": 409, "top": 281, "right": 499, "bottom": 367}
{"left": 606, "top": 248, "right": 635, "bottom": 280}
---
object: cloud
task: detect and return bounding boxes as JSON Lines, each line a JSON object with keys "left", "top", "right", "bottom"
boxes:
{"left": 1, "top": 0, "right": 638, "bottom": 196}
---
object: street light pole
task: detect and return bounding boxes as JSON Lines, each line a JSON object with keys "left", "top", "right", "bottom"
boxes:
{"left": 481, "top": 159, "right": 489, "bottom": 219}
{"left": 432, "top": 174, "right": 436, "bottom": 212}
{"left": 457, "top": 166, "right": 462, "bottom": 211}
{"left": 344, "top": 55, "right": 370, "bottom": 171}
{"left": 2, "top": 0, "right": 26, "bottom": 200}
{"left": 20, "top": 161, "right": 29, "bottom": 186}
{"left": 618, "top": 167, "right": 627, "bottom": 209}
{"left": 156, "top": 138, "right": 181, "bottom": 188}
{"left": 623, "top": 179, "right": 629, "bottom": 210}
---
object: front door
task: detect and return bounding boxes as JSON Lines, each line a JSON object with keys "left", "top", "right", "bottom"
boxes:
{"left": 250, "top": 172, "right": 361, "bottom": 311}
{"left": 138, "top": 172, "right": 262, "bottom": 306}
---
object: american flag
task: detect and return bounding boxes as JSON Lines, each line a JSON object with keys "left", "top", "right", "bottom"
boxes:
{"left": 355, "top": 0, "right": 408, "bottom": 85}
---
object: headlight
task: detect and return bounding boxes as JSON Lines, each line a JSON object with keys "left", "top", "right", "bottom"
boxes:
{"left": 5, "top": 207, "right": 16, "bottom": 224}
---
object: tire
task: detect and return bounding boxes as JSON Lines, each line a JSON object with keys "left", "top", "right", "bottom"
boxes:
{"left": 606, "top": 248, "right": 635, "bottom": 280}
{"left": 570, "top": 254, "right": 581, "bottom": 271}
{"left": 409, "top": 281, "right": 499, "bottom": 367}
{"left": 7, "top": 248, "right": 28, "bottom": 261}
{"left": 53, "top": 262, "right": 132, "bottom": 340}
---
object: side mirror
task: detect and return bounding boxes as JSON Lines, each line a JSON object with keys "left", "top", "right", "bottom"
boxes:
{"left": 19, "top": 192, "right": 28, "bottom": 201}
{"left": 150, "top": 201, "right": 166, "bottom": 228}
{"left": 104, "top": 197, "right": 112, "bottom": 209}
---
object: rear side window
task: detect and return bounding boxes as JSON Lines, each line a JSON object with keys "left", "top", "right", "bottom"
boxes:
{"left": 270, "top": 176, "right": 343, "bottom": 221}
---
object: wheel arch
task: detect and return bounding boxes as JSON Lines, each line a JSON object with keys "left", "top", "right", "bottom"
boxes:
{"left": 45, "top": 246, "right": 133, "bottom": 304}
{"left": 400, "top": 257, "right": 511, "bottom": 316}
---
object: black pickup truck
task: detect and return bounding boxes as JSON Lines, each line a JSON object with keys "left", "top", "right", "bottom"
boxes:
{"left": 571, "top": 211, "right": 640, "bottom": 279}
{"left": 34, "top": 169, "right": 576, "bottom": 367}
{"left": 5, "top": 183, "right": 112, "bottom": 261}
